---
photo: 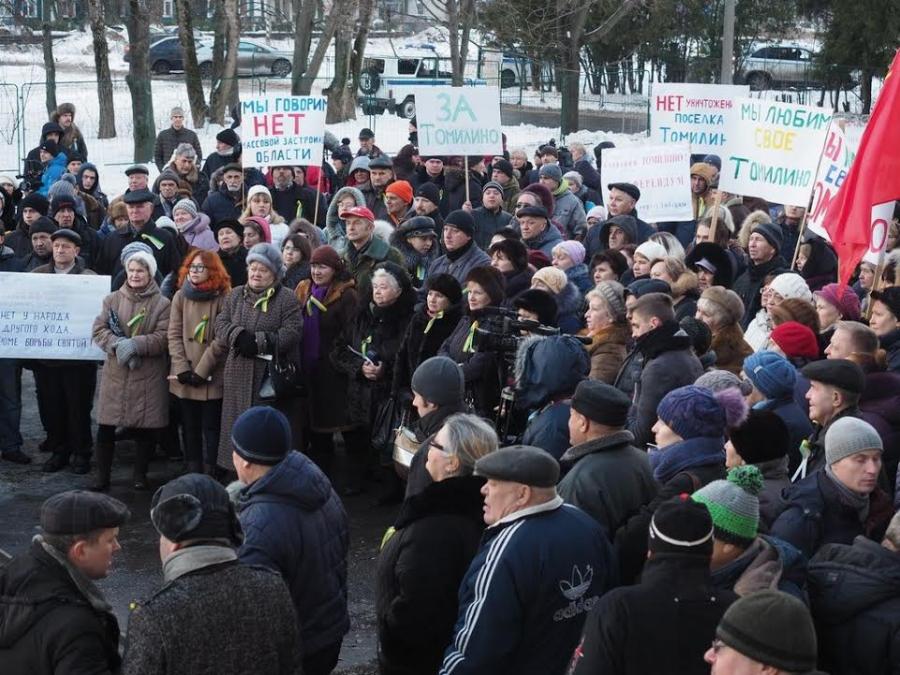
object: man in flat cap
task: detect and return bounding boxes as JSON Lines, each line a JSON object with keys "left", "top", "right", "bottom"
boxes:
{"left": 94, "top": 188, "right": 179, "bottom": 280}
{"left": 558, "top": 380, "right": 657, "bottom": 537}
{"left": 31, "top": 227, "right": 99, "bottom": 476}
{"left": 796, "top": 358, "right": 887, "bottom": 479}
{"left": 123, "top": 473, "right": 302, "bottom": 675}
{"left": 440, "top": 445, "right": 616, "bottom": 675}
{"left": 0, "top": 490, "right": 129, "bottom": 672}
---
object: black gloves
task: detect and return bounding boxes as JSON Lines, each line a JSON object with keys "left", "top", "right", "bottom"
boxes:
{"left": 176, "top": 370, "right": 193, "bottom": 385}
{"left": 233, "top": 330, "right": 258, "bottom": 357}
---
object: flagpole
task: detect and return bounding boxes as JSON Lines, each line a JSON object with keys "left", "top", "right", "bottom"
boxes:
{"left": 313, "top": 168, "right": 322, "bottom": 227}
{"left": 791, "top": 117, "right": 836, "bottom": 270}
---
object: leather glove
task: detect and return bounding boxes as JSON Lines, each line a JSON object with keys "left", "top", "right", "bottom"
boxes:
{"left": 176, "top": 371, "right": 193, "bottom": 385}
{"left": 188, "top": 372, "right": 207, "bottom": 387}
{"left": 115, "top": 338, "right": 138, "bottom": 365}
{"left": 233, "top": 330, "right": 258, "bottom": 358}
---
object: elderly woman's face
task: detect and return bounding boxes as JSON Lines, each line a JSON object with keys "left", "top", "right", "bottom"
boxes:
{"left": 372, "top": 275, "right": 401, "bottom": 307}
{"left": 126, "top": 259, "right": 150, "bottom": 289}
{"left": 247, "top": 261, "right": 275, "bottom": 291}
{"left": 425, "top": 425, "right": 459, "bottom": 482}
{"left": 695, "top": 302, "right": 720, "bottom": 331}
{"left": 243, "top": 227, "right": 262, "bottom": 249}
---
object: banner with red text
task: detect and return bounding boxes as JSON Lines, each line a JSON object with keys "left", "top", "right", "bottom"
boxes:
{"left": 807, "top": 120, "right": 865, "bottom": 240}
{"left": 650, "top": 83, "right": 749, "bottom": 153}
{"left": 240, "top": 96, "right": 327, "bottom": 168}
{"left": 601, "top": 143, "right": 693, "bottom": 222}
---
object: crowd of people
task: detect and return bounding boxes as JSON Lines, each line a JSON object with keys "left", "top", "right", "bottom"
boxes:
{"left": 1, "top": 103, "right": 900, "bottom": 674}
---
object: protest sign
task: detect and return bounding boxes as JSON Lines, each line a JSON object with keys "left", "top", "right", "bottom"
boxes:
{"left": 240, "top": 96, "right": 327, "bottom": 168}
{"left": 719, "top": 98, "right": 832, "bottom": 206}
{"left": 651, "top": 83, "right": 749, "bottom": 153}
{"left": 0, "top": 272, "right": 110, "bottom": 360}
{"left": 601, "top": 144, "right": 693, "bottom": 222}
{"left": 416, "top": 87, "right": 503, "bottom": 155}
{"left": 807, "top": 120, "right": 865, "bottom": 240}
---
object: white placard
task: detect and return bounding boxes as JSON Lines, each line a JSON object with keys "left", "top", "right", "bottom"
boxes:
{"left": 0, "top": 272, "right": 110, "bottom": 360}
{"left": 650, "top": 83, "right": 750, "bottom": 153}
{"left": 416, "top": 87, "right": 503, "bottom": 155}
{"left": 719, "top": 97, "right": 832, "bottom": 205}
{"left": 806, "top": 120, "right": 866, "bottom": 239}
{"left": 601, "top": 143, "right": 694, "bottom": 222}
{"left": 240, "top": 96, "right": 327, "bottom": 168}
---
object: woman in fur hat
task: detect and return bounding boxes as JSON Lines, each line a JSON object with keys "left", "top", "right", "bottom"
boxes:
{"left": 650, "top": 257, "right": 700, "bottom": 322}
{"left": 696, "top": 286, "right": 754, "bottom": 375}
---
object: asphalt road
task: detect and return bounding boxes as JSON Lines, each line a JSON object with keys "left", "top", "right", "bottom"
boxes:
{"left": 0, "top": 370, "right": 395, "bottom": 674}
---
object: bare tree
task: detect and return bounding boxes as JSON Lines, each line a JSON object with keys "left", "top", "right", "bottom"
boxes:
{"left": 175, "top": 0, "right": 208, "bottom": 126}
{"left": 295, "top": 0, "right": 346, "bottom": 95}
{"left": 326, "top": 0, "right": 374, "bottom": 122}
{"left": 125, "top": 0, "right": 156, "bottom": 161}
{"left": 290, "top": 0, "right": 318, "bottom": 94}
{"left": 87, "top": 0, "right": 116, "bottom": 138}
{"left": 208, "top": 0, "right": 239, "bottom": 123}
{"left": 421, "top": 0, "right": 476, "bottom": 86}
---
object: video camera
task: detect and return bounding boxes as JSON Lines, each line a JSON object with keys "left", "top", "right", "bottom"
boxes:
{"left": 472, "top": 306, "right": 560, "bottom": 362}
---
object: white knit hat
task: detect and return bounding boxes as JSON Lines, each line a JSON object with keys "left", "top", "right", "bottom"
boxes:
{"left": 634, "top": 240, "right": 668, "bottom": 263}
{"left": 247, "top": 184, "right": 272, "bottom": 202}
{"left": 769, "top": 273, "right": 812, "bottom": 302}
{"left": 123, "top": 249, "right": 158, "bottom": 279}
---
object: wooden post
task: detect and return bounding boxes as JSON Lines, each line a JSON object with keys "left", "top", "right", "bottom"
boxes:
{"left": 865, "top": 249, "right": 888, "bottom": 320}
{"left": 791, "top": 117, "right": 835, "bottom": 269}
{"left": 790, "top": 210, "right": 811, "bottom": 270}
{"left": 464, "top": 155, "right": 471, "bottom": 206}
{"left": 312, "top": 168, "right": 322, "bottom": 227}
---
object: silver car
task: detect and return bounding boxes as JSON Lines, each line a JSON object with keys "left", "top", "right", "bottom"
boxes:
{"left": 197, "top": 40, "right": 293, "bottom": 78}
{"left": 738, "top": 43, "right": 817, "bottom": 90}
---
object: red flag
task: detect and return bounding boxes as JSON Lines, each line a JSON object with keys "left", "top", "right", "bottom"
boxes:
{"left": 822, "top": 49, "right": 900, "bottom": 285}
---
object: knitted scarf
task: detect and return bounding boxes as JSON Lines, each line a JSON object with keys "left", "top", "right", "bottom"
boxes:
{"left": 649, "top": 435, "right": 725, "bottom": 484}
{"left": 180, "top": 278, "right": 219, "bottom": 302}
{"left": 302, "top": 283, "right": 329, "bottom": 370}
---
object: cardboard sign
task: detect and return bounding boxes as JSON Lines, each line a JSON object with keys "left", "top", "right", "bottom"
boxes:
{"left": 651, "top": 83, "right": 749, "bottom": 153}
{"left": 719, "top": 98, "right": 832, "bottom": 205}
{"left": 240, "top": 96, "right": 327, "bottom": 168}
{"left": 807, "top": 120, "right": 866, "bottom": 239}
{"left": 416, "top": 87, "right": 503, "bottom": 155}
{"left": 0, "top": 272, "right": 110, "bottom": 360}
{"left": 601, "top": 144, "right": 694, "bottom": 222}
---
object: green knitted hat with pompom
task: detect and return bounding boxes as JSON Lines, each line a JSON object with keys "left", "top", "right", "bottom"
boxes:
{"left": 692, "top": 465, "right": 762, "bottom": 543}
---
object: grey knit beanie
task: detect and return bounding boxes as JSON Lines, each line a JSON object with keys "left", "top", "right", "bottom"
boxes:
{"left": 593, "top": 281, "right": 626, "bottom": 322}
{"left": 825, "top": 416, "right": 883, "bottom": 466}
{"left": 411, "top": 356, "right": 464, "bottom": 407}
{"left": 172, "top": 198, "right": 198, "bottom": 218}
{"left": 695, "top": 369, "right": 753, "bottom": 397}
{"left": 246, "top": 243, "right": 285, "bottom": 282}
{"left": 692, "top": 465, "right": 762, "bottom": 543}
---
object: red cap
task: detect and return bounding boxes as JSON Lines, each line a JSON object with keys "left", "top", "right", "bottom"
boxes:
{"left": 340, "top": 206, "right": 375, "bottom": 222}
{"left": 770, "top": 321, "right": 819, "bottom": 359}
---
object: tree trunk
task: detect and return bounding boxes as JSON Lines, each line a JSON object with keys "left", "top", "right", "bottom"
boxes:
{"left": 207, "top": 0, "right": 226, "bottom": 119}
{"left": 42, "top": 23, "right": 57, "bottom": 116}
{"left": 344, "top": 0, "right": 374, "bottom": 118}
{"left": 209, "top": 0, "right": 239, "bottom": 124}
{"left": 176, "top": 0, "right": 208, "bottom": 126}
{"left": 88, "top": 0, "right": 116, "bottom": 138}
{"left": 290, "top": 0, "right": 317, "bottom": 94}
{"left": 447, "top": 0, "right": 461, "bottom": 86}
{"left": 861, "top": 67, "right": 873, "bottom": 114}
{"left": 297, "top": 0, "right": 343, "bottom": 95}
{"left": 125, "top": 0, "right": 155, "bottom": 161}
{"left": 558, "top": 4, "right": 588, "bottom": 136}
{"left": 326, "top": 31, "right": 351, "bottom": 123}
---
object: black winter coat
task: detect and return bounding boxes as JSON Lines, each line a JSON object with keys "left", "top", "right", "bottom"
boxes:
{"left": 376, "top": 475, "right": 486, "bottom": 675}
{"left": 732, "top": 255, "right": 788, "bottom": 329}
{"left": 331, "top": 290, "right": 416, "bottom": 428}
{"left": 392, "top": 302, "right": 462, "bottom": 401}
{"left": 94, "top": 220, "right": 181, "bottom": 279}
{"left": 201, "top": 184, "right": 243, "bottom": 228}
{"left": 809, "top": 536, "right": 900, "bottom": 675}
{"left": 558, "top": 430, "right": 657, "bottom": 537}
{"left": 438, "top": 167, "right": 482, "bottom": 217}
{"left": 570, "top": 555, "right": 737, "bottom": 675}
{"left": 237, "top": 451, "right": 350, "bottom": 655}
{"left": 438, "top": 309, "right": 501, "bottom": 418}
{"left": 0, "top": 539, "right": 121, "bottom": 675}
{"left": 217, "top": 246, "right": 248, "bottom": 287}
{"left": 771, "top": 470, "right": 894, "bottom": 559}
{"left": 471, "top": 205, "right": 513, "bottom": 251}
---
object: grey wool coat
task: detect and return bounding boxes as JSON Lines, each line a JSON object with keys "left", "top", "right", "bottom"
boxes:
{"left": 215, "top": 284, "right": 303, "bottom": 470}
{"left": 92, "top": 280, "right": 171, "bottom": 429}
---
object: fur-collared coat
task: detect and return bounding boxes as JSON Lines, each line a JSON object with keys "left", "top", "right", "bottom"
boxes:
{"left": 711, "top": 323, "right": 754, "bottom": 375}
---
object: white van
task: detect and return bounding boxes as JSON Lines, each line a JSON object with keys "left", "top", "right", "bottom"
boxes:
{"left": 358, "top": 56, "right": 489, "bottom": 118}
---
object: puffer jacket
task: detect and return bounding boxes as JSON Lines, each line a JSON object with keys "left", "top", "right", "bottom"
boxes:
{"left": 808, "top": 536, "right": 900, "bottom": 675}
{"left": 237, "top": 451, "right": 350, "bottom": 655}
{"left": 167, "top": 283, "right": 228, "bottom": 401}
{"left": 92, "top": 280, "right": 171, "bottom": 429}
{"left": 37, "top": 151, "right": 67, "bottom": 197}
{"left": 425, "top": 241, "right": 492, "bottom": 287}
{"left": 710, "top": 535, "right": 808, "bottom": 600}
{"left": 554, "top": 281, "right": 584, "bottom": 334}
{"left": 0, "top": 538, "right": 121, "bottom": 675}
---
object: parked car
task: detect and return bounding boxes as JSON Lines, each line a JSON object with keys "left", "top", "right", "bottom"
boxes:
{"left": 196, "top": 40, "right": 293, "bottom": 78}
{"left": 358, "top": 56, "right": 488, "bottom": 118}
{"left": 124, "top": 34, "right": 209, "bottom": 75}
{"left": 737, "top": 43, "right": 818, "bottom": 90}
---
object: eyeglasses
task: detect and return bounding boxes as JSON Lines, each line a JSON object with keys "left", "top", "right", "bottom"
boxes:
{"left": 188, "top": 264, "right": 206, "bottom": 272}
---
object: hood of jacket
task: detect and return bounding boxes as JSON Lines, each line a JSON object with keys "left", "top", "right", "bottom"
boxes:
{"left": 711, "top": 535, "right": 805, "bottom": 596}
{"left": 181, "top": 212, "right": 212, "bottom": 236}
{"left": 599, "top": 214, "right": 638, "bottom": 246}
{"left": 515, "top": 334, "right": 590, "bottom": 408}
{"left": 809, "top": 536, "right": 900, "bottom": 622}
{"left": 239, "top": 451, "right": 332, "bottom": 513}
{"left": 76, "top": 162, "right": 103, "bottom": 197}
{"left": 326, "top": 186, "right": 366, "bottom": 231}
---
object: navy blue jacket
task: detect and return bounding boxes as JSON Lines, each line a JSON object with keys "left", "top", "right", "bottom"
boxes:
{"left": 770, "top": 470, "right": 894, "bottom": 559}
{"left": 237, "top": 451, "right": 350, "bottom": 655}
{"left": 440, "top": 499, "right": 616, "bottom": 675}
{"left": 201, "top": 184, "right": 242, "bottom": 228}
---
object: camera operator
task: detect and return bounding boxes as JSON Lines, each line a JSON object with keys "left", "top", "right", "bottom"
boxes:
{"left": 438, "top": 266, "right": 506, "bottom": 418}
{"left": 516, "top": 335, "right": 590, "bottom": 459}
{"left": 513, "top": 289, "right": 559, "bottom": 334}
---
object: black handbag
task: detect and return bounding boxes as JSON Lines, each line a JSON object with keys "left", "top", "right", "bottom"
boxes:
{"left": 258, "top": 349, "right": 304, "bottom": 401}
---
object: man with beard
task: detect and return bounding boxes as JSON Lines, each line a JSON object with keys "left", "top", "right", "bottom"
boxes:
{"left": 51, "top": 102, "right": 88, "bottom": 159}
{"left": 202, "top": 163, "right": 245, "bottom": 228}
{"left": 270, "top": 165, "right": 324, "bottom": 224}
